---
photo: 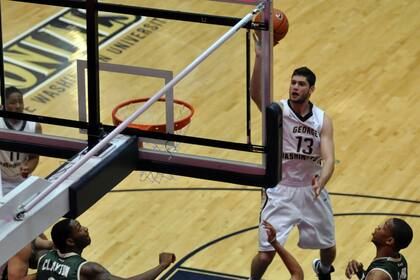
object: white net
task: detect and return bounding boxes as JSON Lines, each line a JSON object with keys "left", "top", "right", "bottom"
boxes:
{"left": 138, "top": 123, "right": 191, "bottom": 184}
{"left": 113, "top": 98, "right": 194, "bottom": 183}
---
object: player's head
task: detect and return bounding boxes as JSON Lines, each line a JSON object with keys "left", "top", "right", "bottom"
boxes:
{"left": 4, "top": 86, "right": 24, "bottom": 113}
{"left": 289, "top": 67, "right": 316, "bottom": 104}
{"left": 292, "top": 67, "right": 316, "bottom": 87}
{"left": 51, "top": 219, "right": 91, "bottom": 253}
{"left": 372, "top": 218, "right": 413, "bottom": 252}
{"left": 389, "top": 218, "right": 413, "bottom": 251}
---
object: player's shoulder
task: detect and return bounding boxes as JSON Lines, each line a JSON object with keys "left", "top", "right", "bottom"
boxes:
{"left": 277, "top": 99, "right": 289, "bottom": 111}
{"left": 312, "top": 103, "right": 331, "bottom": 124}
{"left": 367, "top": 256, "right": 404, "bottom": 280}
{"left": 323, "top": 112, "right": 332, "bottom": 124}
{"left": 365, "top": 268, "right": 392, "bottom": 280}
{"left": 80, "top": 261, "right": 111, "bottom": 280}
{"left": 278, "top": 99, "right": 287, "bottom": 108}
{"left": 310, "top": 101, "right": 325, "bottom": 114}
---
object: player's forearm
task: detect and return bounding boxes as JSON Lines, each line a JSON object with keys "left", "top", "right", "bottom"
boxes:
{"left": 251, "top": 54, "right": 263, "bottom": 111}
{"left": 7, "top": 265, "right": 30, "bottom": 280}
{"left": 319, "top": 115, "right": 335, "bottom": 189}
{"left": 318, "top": 158, "right": 334, "bottom": 188}
{"left": 272, "top": 242, "right": 304, "bottom": 280}
{"left": 126, "top": 263, "right": 169, "bottom": 280}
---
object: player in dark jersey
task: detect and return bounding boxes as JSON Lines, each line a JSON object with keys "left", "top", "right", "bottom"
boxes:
{"left": 36, "top": 219, "right": 175, "bottom": 280}
{"left": 345, "top": 218, "right": 413, "bottom": 280}
{"left": 0, "top": 235, "right": 52, "bottom": 280}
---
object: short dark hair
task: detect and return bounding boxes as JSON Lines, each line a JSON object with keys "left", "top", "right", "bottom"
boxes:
{"left": 292, "top": 67, "right": 316, "bottom": 87}
{"left": 51, "top": 218, "right": 73, "bottom": 251}
{"left": 390, "top": 218, "right": 413, "bottom": 251}
{"left": 5, "top": 86, "right": 22, "bottom": 99}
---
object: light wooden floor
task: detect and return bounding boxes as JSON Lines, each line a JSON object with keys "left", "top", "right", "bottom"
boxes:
{"left": 1, "top": 0, "right": 419, "bottom": 279}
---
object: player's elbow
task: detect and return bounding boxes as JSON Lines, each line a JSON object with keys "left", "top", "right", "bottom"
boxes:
{"left": 328, "top": 160, "right": 335, "bottom": 174}
{"left": 323, "top": 157, "right": 335, "bottom": 173}
{"left": 330, "top": 160, "right": 335, "bottom": 175}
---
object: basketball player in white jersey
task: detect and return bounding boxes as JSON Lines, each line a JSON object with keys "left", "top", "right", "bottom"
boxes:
{"left": 249, "top": 48, "right": 336, "bottom": 279}
{"left": 0, "top": 86, "right": 45, "bottom": 280}
{"left": 0, "top": 86, "right": 42, "bottom": 197}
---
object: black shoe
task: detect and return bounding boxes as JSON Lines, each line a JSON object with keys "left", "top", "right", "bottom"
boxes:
{"left": 312, "top": 259, "right": 335, "bottom": 280}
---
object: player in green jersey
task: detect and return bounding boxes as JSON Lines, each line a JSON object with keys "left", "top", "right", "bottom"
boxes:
{"left": 36, "top": 219, "right": 175, "bottom": 280}
{"left": 345, "top": 218, "right": 413, "bottom": 280}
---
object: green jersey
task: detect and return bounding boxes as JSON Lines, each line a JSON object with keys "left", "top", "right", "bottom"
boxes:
{"left": 360, "top": 254, "right": 408, "bottom": 280}
{"left": 37, "top": 250, "right": 87, "bottom": 280}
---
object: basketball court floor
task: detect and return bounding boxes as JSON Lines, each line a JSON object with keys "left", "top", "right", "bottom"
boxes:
{"left": 0, "top": 0, "right": 419, "bottom": 279}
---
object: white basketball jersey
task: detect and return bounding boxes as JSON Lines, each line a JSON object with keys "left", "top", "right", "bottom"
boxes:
{"left": 280, "top": 99, "right": 324, "bottom": 187}
{"left": 0, "top": 118, "right": 36, "bottom": 181}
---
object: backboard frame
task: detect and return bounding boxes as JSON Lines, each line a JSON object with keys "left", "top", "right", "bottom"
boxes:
{"left": 0, "top": 0, "right": 279, "bottom": 266}
{"left": 0, "top": 0, "right": 278, "bottom": 186}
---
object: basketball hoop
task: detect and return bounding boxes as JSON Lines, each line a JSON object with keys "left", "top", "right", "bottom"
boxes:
{"left": 111, "top": 97, "right": 195, "bottom": 183}
{"left": 112, "top": 97, "right": 194, "bottom": 133}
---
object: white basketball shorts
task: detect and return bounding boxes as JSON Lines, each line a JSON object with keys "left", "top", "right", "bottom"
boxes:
{"left": 258, "top": 184, "right": 335, "bottom": 251}
{"left": 1, "top": 178, "right": 24, "bottom": 196}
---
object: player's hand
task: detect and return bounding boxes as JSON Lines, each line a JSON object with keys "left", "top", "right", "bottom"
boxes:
{"left": 311, "top": 175, "right": 322, "bottom": 199}
{"left": 252, "top": 28, "right": 280, "bottom": 54}
{"left": 34, "top": 236, "right": 54, "bottom": 250}
{"left": 345, "top": 260, "right": 363, "bottom": 279}
{"left": 262, "top": 220, "right": 277, "bottom": 244}
{"left": 159, "top": 252, "right": 176, "bottom": 268}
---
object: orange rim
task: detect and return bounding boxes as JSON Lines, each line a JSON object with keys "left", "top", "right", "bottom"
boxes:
{"left": 111, "top": 97, "right": 195, "bottom": 133}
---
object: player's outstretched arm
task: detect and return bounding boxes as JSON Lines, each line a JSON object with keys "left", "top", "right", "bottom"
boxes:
{"left": 80, "top": 252, "right": 175, "bottom": 280}
{"left": 250, "top": 33, "right": 263, "bottom": 111}
{"left": 263, "top": 220, "right": 303, "bottom": 280}
{"left": 7, "top": 243, "right": 32, "bottom": 280}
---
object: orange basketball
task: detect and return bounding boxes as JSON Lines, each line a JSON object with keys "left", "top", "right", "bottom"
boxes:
{"left": 254, "top": 8, "right": 289, "bottom": 43}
